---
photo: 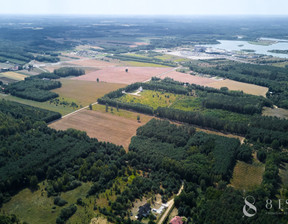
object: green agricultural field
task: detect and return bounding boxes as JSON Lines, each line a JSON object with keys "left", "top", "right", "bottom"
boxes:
{"left": 52, "top": 79, "right": 126, "bottom": 106}
{"left": 155, "top": 54, "right": 189, "bottom": 62}
{"left": 125, "top": 53, "right": 150, "bottom": 59}
{"left": 230, "top": 160, "right": 264, "bottom": 191}
{"left": 0, "top": 94, "right": 75, "bottom": 115}
{"left": 117, "top": 90, "right": 180, "bottom": 109}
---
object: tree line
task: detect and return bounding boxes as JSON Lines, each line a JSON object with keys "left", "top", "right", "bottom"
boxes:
{"left": 4, "top": 67, "right": 85, "bottom": 102}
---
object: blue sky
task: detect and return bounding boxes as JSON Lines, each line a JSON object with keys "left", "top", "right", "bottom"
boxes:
{"left": 1, "top": 0, "right": 288, "bottom": 15}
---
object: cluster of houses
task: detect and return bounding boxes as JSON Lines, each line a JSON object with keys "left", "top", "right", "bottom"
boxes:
{"left": 0, "top": 64, "right": 20, "bottom": 72}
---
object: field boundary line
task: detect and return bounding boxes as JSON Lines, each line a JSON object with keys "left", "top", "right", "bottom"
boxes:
{"left": 48, "top": 102, "right": 98, "bottom": 125}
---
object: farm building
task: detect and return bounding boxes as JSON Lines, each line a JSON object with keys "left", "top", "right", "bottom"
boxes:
{"left": 170, "top": 216, "right": 183, "bottom": 224}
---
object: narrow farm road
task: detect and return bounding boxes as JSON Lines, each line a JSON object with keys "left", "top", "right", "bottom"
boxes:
{"left": 158, "top": 182, "right": 184, "bottom": 224}
{"left": 48, "top": 102, "right": 98, "bottom": 124}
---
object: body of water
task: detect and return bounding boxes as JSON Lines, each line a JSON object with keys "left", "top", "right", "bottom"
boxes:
{"left": 203, "top": 39, "right": 288, "bottom": 59}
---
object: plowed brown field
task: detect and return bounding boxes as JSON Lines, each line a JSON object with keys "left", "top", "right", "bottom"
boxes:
{"left": 72, "top": 67, "right": 173, "bottom": 84}
{"left": 49, "top": 110, "right": 152, "bottom": 150}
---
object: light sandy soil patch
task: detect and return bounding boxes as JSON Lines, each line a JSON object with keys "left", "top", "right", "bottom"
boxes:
{"left": 160, "top": 71, "right": 217, "bottom": 85}
{"left": 206, "top": 79, "right": 268, "bottom": 96}
{"left": 49, "top": 110, "right": 152, "bottom": 150}
{"left": 90, "top": 217, "right": 111, "bottom": 224}
{"left": 262, "top": 107, "right": 288, "bottom": 119}
{"left": 130, "top": 42, "right": 150, "bottom": 48}
{"left": 195, "top": 127, "right": 245, "bottom": 143}
{"left": 52, "top": 79, "right": 126, "bottom": 106}
{"left": 73, "top": 67, "right": 173, "bottom": 84}
{"left": 76, "top": 45, "right": 104, "bottom": 50}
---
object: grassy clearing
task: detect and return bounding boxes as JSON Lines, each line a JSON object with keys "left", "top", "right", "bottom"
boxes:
{"left": 92, "top": 104, "right": 153, "bottom": 124}
{"left": 0, "top": 71, "right": 27, "bottom": 81}
{"left": 272, "top": 62, "right": 288, "bottom": 68}
{"left": 155, "top": 54, "right": 189, "bottom": 62}
{"left": 52, "top": 79, "right": 126, "bottom": 106}
{"left": 262, "top": 107, "right": 288, "bottom": 119}
{"left": 1, "top": 174, "right": 137, "bottom": 224}
{"left": 0, "top": 181, "right": 93, "bottom": 224}
{"left": 117, "top": 90, "right": 180, "bottom": 109}
{"left": 171, "top": 96, "right": 251, "bottom": 123}
{"left": 0, "top": 94, "right": 75, "bottom": 115}
{"left": 230, "top": 161, "right": 265, "bottom": 191}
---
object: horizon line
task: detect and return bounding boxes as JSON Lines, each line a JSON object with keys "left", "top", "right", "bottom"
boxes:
{"left": 0, "top": 13, "right": 288, "bottom": 17}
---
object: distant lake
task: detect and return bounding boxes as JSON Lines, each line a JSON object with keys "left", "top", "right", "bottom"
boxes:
{"left": 203, "top": 39, "right": 288, "bottom": 58}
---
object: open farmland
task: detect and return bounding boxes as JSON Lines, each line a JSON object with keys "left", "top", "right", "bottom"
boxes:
{"left": 122, "top": 61, "right": 170, "bottom": 67}
{"left": 67, "top": 59, "right": 118, "bottom": 67}
{"left": 49, "top": 109, "right": 153, "bottom": 150}
{"left": 0, "top": 94, "right": 75, "bottom": 115}
{"left": 206, "top": 79, "right": 268, "bottom": 96}
{"left": 72, "top": 67, "right": 174, "bottom": 84}
{"left": 160, "top": 71, "right": 217, "bottom": 85}
{"left": 230, "top": 161, "right": 264, "bottom": 190}
{"left": 0, "top": 71, "right": 28, "bottom": 81}
{"left": 0, "top": 76, "right": 16, "bottom": 84}
{"left": 52, "top": 79, "right": 126, "bottom": 106}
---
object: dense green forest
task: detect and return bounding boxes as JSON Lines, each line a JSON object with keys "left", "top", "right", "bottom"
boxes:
{"left": 3, "top": 67, "right": 85, "bottom": 102}
{"left": 1, "top": 99, "right": 288, "bottom": 223}
{"left": 127, "top": 119, "right": 288, "bottom": 223}
{"left": 0, "top": 102, "right": 127, "bottom": 211}
{"left": 4, "top": 79, "right": 61, "bottom": 102}
{"left": 0, "top": 100, "right": 61, "bottom": 123}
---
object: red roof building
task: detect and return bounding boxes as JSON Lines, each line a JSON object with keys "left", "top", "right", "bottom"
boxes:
{"left": 169, "top": 216, "right": 183, "bottom": 224}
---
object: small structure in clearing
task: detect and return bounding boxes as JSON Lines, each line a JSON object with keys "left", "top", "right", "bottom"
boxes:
{"left": 136, "top": 203, "right": 151, "bottom": 220}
